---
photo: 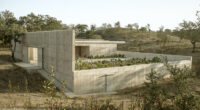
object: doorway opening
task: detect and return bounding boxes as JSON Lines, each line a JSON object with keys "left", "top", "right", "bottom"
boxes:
{"left": 75, "top": 46, "right": 89, "bottom": 58}
{"left": 28, "top": 47, "right": 38, "bottom": 65}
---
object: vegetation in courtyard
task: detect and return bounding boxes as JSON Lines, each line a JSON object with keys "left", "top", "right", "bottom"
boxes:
{"left": 87, "top": 54, "right": 125, "bottom": 59}
{"left": 76, "top": 56, "right": 162, "bottom": 70}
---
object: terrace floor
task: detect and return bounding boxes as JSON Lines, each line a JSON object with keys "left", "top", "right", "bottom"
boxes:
{"left": 14, "top": 62, "right": 41, "bottom": 72}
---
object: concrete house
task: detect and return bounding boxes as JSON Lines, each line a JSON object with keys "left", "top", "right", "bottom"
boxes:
{"left": 13, "top": 30, "right": 192, "bottom": 94}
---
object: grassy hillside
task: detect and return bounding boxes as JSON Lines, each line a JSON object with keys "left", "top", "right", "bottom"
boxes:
{"left": 95, "top": 28, "right": 200, "bottom": 73}
{"left": 95, "top": 28, "right": 198, "bottom": 52}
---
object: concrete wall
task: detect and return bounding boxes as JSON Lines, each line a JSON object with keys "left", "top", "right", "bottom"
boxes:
{"left": 81, "top": 46, "right": 89, "bottom": 57}
{"left": 118, "top": 51, "right": 192, "bottom": 61}
{"left": 89, "top": 44, "right": 117, "bottom": 56}
{"left": 22, "top": 46, "right": 28, "bottom": 63}
{"left": 74, "top": 52, "right": 192, "bottom": 94}
{"left": 13, "top": 30, "right": 75, "bottom": 91}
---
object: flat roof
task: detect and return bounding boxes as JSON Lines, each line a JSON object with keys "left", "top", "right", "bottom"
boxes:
{"left": 75, "top": 39, "right": 125, "bottom": 44}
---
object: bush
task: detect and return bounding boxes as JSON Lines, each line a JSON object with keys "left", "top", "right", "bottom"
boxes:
{"left": 143, "top": 69, "right": 168, "bottom": 110}
{"left": 87, "top": 54, "right": 126, "bottom": 59}
{"left": 142, "top": 65, "right": 200, "bottom": 110}
{"left": 151, "top": 56, "right": 162, "bottom": 62}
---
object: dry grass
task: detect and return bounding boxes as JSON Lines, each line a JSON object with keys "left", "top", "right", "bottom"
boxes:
{"left": 0, "top": 51, "right": 46, "bottom": 93}
{"left": 0, "top": 50, "right": 48, "bottom": 109}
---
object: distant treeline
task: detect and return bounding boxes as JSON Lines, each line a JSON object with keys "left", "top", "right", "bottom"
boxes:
{"left": 0, "top": 10, "right": 199, "bottom": 52}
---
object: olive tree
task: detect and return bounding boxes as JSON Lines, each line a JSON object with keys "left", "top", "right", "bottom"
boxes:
{"left": 19, "top": 13, "right": 63, "bottom": 32}
{"left": 157, "top": 26, "right": 169, "bottom": 48}
{"left": 179, "top": 20, "right": 199, "bottom": 53}
{"left": 0, "top": 10, "right": 26, "bottom": 60}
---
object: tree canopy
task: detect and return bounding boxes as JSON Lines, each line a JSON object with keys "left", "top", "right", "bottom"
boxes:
{"left": 0, "top": 10, "right": 26, "bottom": 45}
{"left": 0, "top": 10, "right": 67, "bottom": 45}
{"left": 19, "top": 13, "right": 64, "bottom": 32}
{"left": 174, "top": 20, "right": 200, "bottom": 52}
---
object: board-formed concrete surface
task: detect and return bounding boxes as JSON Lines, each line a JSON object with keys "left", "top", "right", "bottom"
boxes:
{"left": 89, "top": 44, "right": 117, "bottom": 56}
{"left": 75, "top": 39, "right": 125, "bottom": 56}
{"left": 12, "top": 30, "right": 75, "bottom": 92}
{"left": 15, "top": 62, "right": 41, "bottom": 70}
{"left": 73, "top": 52, "right": 192, "bottom": 94}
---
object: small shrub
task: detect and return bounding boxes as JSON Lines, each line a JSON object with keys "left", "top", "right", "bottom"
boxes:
{"left": 87, "top": 54, "right": 126, "bottom": 59}
{"left": 100, "top": 99, "right": 118, "bottom": 110}
{"left": 24, "top": 78, "right": 29, "bottom": 93}
{"left": 143, "top": 69, "right": 168, "bottom": 110}
{"left": 167, "top": 65, "right": 200, "bottom": 110}
{"left": 8, "top": 80, "right": 13, "bottom": 93}
{"left": 151, "top": 56, "right": 161, "bottom": 62}
{"left": 42, "top": 66, "right": 57, "bottom": 109}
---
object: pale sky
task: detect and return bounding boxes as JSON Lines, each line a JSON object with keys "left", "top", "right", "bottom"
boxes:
{"left": 0, "top": 0, "right": 200, "bottom": 30}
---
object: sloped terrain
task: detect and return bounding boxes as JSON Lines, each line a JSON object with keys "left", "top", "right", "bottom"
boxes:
{"left": 0, "top": 49, "right": 46, "bottom": 93}
{"left": 97, "top": 30, "right": 200, "bottom": 73}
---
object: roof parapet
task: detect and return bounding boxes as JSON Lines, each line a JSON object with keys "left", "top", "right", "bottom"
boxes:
{"left": 75, "top": 39, "right": 125, "bottom": 44}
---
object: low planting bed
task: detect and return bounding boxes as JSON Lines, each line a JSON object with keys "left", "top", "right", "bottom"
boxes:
{"left": 75, "top": 56, "right": 162, "bottom": 70}
{"left": 87, "top": 54, "right": 126, "bottom": 59}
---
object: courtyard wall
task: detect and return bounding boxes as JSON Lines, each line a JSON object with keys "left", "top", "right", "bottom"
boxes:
{"left": 89, "top": 44, "right": 117, "bottom": 56}
{"left": 73, "top": 52, "right": 192, "bottom": 94}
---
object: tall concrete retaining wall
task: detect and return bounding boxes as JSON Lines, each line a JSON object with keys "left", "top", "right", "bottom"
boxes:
{"left": 74, "top": 52, "right": 192, "bottom": 94}
{"left": 13, "top": 30, "right": 75, "bottom": 91}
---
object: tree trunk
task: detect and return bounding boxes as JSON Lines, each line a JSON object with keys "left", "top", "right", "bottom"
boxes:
{"left": 11, "top": 40, "right": 16, "bottom": 62}
{"left": 11, "top": 51, "right": 15, "bottom": 61}
{"left": 191, "top": 41, "right": 196, "bottom": 53}
{"left": 10, "top": 33, "right": 16, "bottom": 62}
